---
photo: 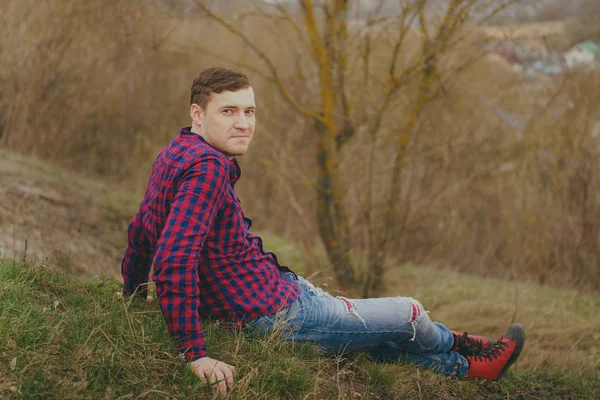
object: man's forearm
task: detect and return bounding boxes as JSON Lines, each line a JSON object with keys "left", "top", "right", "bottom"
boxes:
{"left": 155, "top": 272, "right": 208, "bottom": 361}
{"left": 149, "top": 156, "right": 228, "bottom": 361}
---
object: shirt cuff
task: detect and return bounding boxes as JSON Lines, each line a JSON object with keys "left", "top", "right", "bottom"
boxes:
{"left": 182, "top": 347, "right": 208, "bottom": 362}
{"left": 178, "top": 332, "right": 208, "bottom": 362}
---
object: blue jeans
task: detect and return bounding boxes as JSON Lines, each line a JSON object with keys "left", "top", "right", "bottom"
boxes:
{"left": 246, "top": 272, "right": 469, "bottom": 377}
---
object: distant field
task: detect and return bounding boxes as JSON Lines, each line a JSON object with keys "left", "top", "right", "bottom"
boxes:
{"left": 478, "top": 19, "right": 568, "bottom": 41}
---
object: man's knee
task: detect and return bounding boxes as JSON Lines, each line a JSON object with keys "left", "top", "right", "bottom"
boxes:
{"left": 400, "top": 297, "right": 427, "bottom": 324}
{"left": 400, "top": 297, "right": 440, "bottom": 349}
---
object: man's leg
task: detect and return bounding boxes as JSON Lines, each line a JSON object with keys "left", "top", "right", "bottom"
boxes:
{"left": 366, "top": 323, "right": 468, "bottom": 376}
{"left": 248, "top": 274, "right": 469, "bottom": 377}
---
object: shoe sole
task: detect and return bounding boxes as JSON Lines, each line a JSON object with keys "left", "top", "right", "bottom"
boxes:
{"left": 495, "top": 324, "right": 526, "bottom": 381}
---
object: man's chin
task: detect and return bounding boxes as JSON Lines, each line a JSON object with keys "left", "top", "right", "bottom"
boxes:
{"left": 223, "top": 147, "right": 248, "bottom": 159}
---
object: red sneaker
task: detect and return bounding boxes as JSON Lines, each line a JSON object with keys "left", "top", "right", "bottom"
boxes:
{"left": 466, "top": 324, "right": 525, "bottom": 381}
{"left": 450, "top": 331, "right": 494, "bottom": 356}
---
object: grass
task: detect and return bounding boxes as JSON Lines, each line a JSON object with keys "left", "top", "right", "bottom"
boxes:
{"left": 381, "top": 263, "right": 600, "bottom": 379}
{"left": 1, "top": 256, "right": 599, "bottom": 399}
{"left": 0, "top": 148, "right": 141, "bottom": 279}
{"left": 1, "top": 150, "right": 598, "bottom": 398}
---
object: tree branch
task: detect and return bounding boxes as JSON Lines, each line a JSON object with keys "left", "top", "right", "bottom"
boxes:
{"left": 194, "top": 0, "right": 320, "bottom": 120}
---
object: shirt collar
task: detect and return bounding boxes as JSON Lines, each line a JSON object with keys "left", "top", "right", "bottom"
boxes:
{"left": 180, "top": 126, "right": 242, "bottom": 185}
{"left": 229, "top": 157, "right": 241, "bottom": 185}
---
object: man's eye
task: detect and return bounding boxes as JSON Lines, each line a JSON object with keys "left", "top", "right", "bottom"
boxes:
{"left": 223, "top": 109, "right": 233, "bottom": 115}
{"left": 245, "top": 110, "right": 255, "bottom": 116}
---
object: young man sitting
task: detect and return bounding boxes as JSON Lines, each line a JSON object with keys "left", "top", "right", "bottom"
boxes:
{"left": 121, "top": 67, "right": 525, "bottom": 395}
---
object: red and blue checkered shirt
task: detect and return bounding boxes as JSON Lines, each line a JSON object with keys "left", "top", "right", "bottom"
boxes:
{"left": 121, "top": 127, "right": 301, "bottom": 361}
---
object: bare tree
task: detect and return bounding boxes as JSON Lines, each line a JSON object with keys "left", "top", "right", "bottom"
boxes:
{"left": 189, "top": 0, "right": 522, "bottom": 294}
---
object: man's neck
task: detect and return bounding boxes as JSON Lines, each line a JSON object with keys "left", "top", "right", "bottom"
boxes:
{"left": 189, "top": 124, "right": 234, "bottom": 160}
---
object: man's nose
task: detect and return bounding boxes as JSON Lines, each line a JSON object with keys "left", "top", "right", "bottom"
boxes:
{"left": 234, "top": 113, "right": 250, "bottom": 129}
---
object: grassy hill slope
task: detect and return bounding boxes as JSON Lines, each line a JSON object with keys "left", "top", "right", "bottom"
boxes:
{"left": 0, "top": 257, "right": 598, "bottom": 399}
{"left": 0, "top": 148, "right": 139, "bottom": 279}
{"left": 0, "top": 150, "right": 599, "bottom": 398}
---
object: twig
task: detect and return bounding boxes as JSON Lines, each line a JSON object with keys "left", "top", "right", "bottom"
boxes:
{"left": 194, "top": 0, "right": 319, "bottom": 120}
{"left": 21, "top": 239, "right": 28, "bottom": 264}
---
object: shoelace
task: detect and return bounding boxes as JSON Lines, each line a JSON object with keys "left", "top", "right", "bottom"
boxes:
{"left": 470, "top": 340, "right": 509, "bottom": 362}
{"left": 457, "top": 332, "right": 485, "bottom": 356}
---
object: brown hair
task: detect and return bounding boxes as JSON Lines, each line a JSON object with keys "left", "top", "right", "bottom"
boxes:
{"left": 190, "top": 67, "right": 251, "bottom": 110}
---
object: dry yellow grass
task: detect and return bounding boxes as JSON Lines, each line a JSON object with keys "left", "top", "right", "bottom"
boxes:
{"left": 0, "top": 149, "right": 136, "bottom": 279}
{"left": 383, "top": 263, "right": 600, "bottom": 378}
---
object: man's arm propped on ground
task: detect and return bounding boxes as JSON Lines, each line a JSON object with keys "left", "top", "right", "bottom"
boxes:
{"left": 121, "top": 154, "right": 235, "bottom": 394}
{"left": 152, "top": 155, "right": 228, "bottom": 362}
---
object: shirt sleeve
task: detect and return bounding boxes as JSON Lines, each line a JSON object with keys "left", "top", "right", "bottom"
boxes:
{"left": 152, "top": 155, "right": 229, "bottom": 361}
{"left": 121, "top": 211, "right": 153, "bottom": 298}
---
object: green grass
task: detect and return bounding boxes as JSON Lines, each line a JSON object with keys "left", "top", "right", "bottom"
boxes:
{"left": 1, "top": 257, "right": 599, "bottom": 399}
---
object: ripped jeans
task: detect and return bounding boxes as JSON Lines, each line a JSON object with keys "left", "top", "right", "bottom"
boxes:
{"left": 245, "top": 272, "right": 469, "bottom": 377}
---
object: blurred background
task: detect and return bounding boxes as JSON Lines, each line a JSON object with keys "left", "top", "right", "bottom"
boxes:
{"left": 2, "top": 0, "right": 600, "bottom": 296}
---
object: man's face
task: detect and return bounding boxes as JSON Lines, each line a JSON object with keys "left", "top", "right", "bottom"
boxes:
{"left": 191, "top": 87, "right": 256, "bottom": 159}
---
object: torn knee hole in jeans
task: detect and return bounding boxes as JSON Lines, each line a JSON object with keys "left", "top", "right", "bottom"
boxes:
{"left": 405, "top": 297, "right": 428, "bottom": 342}
{"left": 337, "top": 296, "right": 367, "bottom": 329}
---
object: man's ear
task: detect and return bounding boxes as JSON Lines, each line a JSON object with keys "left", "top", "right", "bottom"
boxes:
{"left": 190, "top": 103, "right": 203, "bottom": 126}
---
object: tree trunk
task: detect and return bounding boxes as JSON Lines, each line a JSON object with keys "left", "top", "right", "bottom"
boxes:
{"left": 315, "top": 118, "right": 356, "bottom": 288}
{"left": 303, "top": 0, "right": 356, "bottom": 288}
{"left": 363, "top": 42, "right": 437, "bottom": 297}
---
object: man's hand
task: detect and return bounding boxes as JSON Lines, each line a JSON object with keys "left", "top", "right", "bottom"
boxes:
{"left": 190, "top": 357, "right": 236, "bottom": 395}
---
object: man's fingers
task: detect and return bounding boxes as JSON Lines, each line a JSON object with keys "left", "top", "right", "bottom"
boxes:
{"left": 207, "top": 369, "right": 217, "bottom": 385}
{"left": 197, "top": 370, "right": 208, "bottom": 384}
{"left": 225, "top": 371, "right": 234, "bottom": 390}
{"left": 221, "top": 363, "right": 235, "bottom": 373}
{"left": 219, "top": 365, "right": 235, "bottom": 390}
{"left": 190, "top": 364, "right": 207, "bottom": 383}
{"left": 205, "top": 367, "right": 226, "bottom": 394}
{"left": 211, "top": 368, "right": 227, "bottom": 395}
{"left": 189, "top": 358, "right": 235, "bottom": 394}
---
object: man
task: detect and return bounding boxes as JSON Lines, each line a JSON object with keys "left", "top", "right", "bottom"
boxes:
{"left": 121, "top": 67, "right": 525, "bottom": 395}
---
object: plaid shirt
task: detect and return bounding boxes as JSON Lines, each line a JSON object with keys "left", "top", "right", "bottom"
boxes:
{"left": 121, "top": 127, "right": 300, "bottom": 361}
